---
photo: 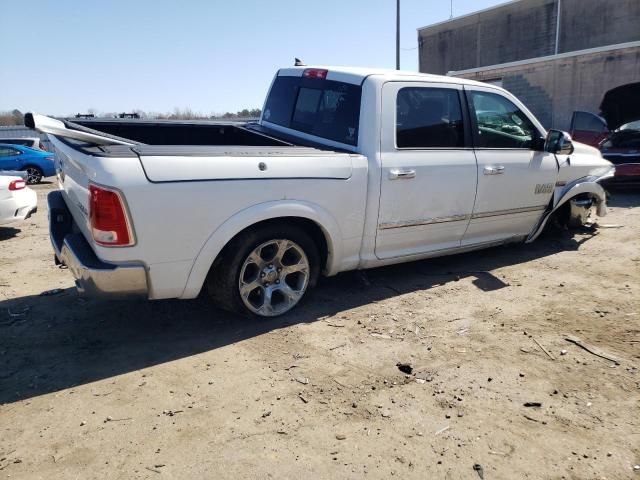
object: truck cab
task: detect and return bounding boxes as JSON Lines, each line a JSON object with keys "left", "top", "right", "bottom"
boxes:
{"left": 259, "top": 67, "right": 610, "bottom": 264}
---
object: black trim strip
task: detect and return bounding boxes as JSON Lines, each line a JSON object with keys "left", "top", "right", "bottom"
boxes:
{"left": 138, "top": 175, "right": 350, "bottom": 185}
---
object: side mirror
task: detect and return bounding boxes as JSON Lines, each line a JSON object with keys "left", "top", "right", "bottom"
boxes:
{"left": 545, "top": 129, "right": 574, "bottom": 155}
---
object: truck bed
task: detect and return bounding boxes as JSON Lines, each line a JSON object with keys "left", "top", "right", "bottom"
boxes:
{"left": 70, "top": 118, "right": 290, "bottom": 147}
{"left": 49, "top": 118, "right": 351, "bottom": 183}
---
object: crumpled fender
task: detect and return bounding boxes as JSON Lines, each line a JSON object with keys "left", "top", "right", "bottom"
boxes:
{"left": 526, "top": 168, "right": 614, "bottom": 243}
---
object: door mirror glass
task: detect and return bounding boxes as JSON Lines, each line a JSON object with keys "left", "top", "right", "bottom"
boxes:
{"left": 545, "top": 129, "right": 574, "bottom": 155}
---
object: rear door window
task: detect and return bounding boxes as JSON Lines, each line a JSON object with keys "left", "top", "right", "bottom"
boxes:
{"left": 396, "top": 87, "right": 465, "bottom": 148}
{"left": 263, "top": 75, "right": 362, "bottom": 146}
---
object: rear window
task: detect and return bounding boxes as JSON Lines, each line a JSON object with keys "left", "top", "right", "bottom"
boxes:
{"left": 263, "top": 74, "right": 362, "bottom": 146}
{"left": 3, "top": 139, "right": 30, "bottom": 146}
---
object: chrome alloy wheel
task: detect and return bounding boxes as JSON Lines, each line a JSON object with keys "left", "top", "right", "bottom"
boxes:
{"left": 238, "top": 239, "right": 310, "bottom": 317}
{"left": 26, "top": 167, "right": 42, "bottom": 184}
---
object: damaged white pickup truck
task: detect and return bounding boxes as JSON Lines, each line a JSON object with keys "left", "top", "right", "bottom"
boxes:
{"left": 29, "top": 66, "right": 614, "bottom": 317}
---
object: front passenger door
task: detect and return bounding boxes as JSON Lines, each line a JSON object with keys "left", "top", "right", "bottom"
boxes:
{"left": 463, "top": 87, "right": 558, "bottom": 245}
{"left": 0, "top": 147, "right": 22, "bottom": 171}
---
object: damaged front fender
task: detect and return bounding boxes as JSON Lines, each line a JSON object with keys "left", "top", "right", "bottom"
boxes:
{"left": 526, "top": 168, "right": 614, "bottom": 243}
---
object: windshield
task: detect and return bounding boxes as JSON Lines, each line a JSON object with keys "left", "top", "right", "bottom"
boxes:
{"left": 619, "top": 120, "right": 640, "bottom": 132}
{"left": 262, "top": 74, "right": 362, "bottom": 146}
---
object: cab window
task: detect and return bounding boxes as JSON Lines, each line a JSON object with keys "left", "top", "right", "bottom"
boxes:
{"left": 396, "top": 87, "right": 465, "bottom": 148}
{"left": 263, "top": 75, "right": 362, "bottom": 146}
{"left": 469, "top": 91, "right": 538, "bottom": 149}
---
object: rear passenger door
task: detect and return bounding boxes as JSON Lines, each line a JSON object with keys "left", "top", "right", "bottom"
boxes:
{"left": 462, "top": 86, "right": 558, "bottom": 245}
{"left": 375, "top": 82, "right": 478, "bottom": 260}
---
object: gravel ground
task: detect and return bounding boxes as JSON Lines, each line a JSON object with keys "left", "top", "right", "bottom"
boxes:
{"left": 1, "top": 182, "right": 639, "bottom": 479}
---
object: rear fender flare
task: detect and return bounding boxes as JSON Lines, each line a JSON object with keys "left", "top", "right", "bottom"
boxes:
{"left": 180, "top": 200, "right": 342, "bottom": 299}
{"left": 526, "top": 177, "right": 607, "bottom": 243}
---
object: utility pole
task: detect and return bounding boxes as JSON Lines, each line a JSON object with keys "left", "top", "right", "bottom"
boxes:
{"left": 396, "top": 0, "right": 400, "bottom": 70}
{"left": 554, "top": 0, "right": 561, "bottom": 54}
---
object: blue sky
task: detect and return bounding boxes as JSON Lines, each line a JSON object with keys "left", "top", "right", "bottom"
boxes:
{"left": 1, "top": 0, "right": 505, "bottom": 116}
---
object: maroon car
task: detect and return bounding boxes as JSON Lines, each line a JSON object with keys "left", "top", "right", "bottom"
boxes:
{"left": 570, "top": 82, "right": 640, "bottom": 188}
{"left": 597, "top": 120, "right": 640, "bottom": 188}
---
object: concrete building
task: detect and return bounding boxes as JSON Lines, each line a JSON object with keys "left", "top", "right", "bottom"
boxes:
{"left": 417, "top": 0, "right": 640, "bottom": 130}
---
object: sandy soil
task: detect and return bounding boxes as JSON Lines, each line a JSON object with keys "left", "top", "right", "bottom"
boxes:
{"left": 1, "top": 182, "right": 639, "bottom": 479}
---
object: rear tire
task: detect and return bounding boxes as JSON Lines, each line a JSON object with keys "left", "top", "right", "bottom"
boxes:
{"left": 207, "top": 224, "right": 320, "bottom": 318}
{"left": 24, "top": 166, "right": 43, "bottom": 184}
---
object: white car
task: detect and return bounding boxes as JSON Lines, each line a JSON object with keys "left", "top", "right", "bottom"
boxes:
{"left": 29, "top": 65, "right": 614, "bottom": 317}
{"left": 0, "top": 137, "right": 47, "bottom": 151}
{"left": 0, "top": 175, "right": 38, "bottom": 226}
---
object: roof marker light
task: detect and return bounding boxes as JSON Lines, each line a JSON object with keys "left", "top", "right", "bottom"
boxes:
{"left": 303, "top": 69, "right": 328, "bottom": 80}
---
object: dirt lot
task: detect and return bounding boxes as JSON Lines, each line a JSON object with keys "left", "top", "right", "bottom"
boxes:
{"left": 1, "top": 182, "right": 639, "bottom": 479}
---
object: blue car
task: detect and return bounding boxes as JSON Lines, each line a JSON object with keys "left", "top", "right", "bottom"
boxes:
{"left": 0, "top": 143, "right": 56, "bottom": 184}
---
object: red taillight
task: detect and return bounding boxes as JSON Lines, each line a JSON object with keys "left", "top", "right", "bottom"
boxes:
{"left": 8, "top": 180, "right": 26, "bottom": 191}
{"left": 303, "top": 68, "right": 328, "bottom": 80}
{"left": 88, "top": 184, "right": 133, "bottom": 246}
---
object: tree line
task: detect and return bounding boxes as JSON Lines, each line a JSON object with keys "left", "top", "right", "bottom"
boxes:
{"left": 0, "top": 108, "right": 263, "bottom": 126}
{"left": 0, "top": 110, "right": 25, "bottom": 126}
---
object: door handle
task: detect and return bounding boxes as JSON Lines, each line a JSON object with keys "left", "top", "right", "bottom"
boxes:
{"left": 389, "top": 168, "right": 416, "bottom": 180}
{"left": 483, "top": 166, "right": 505, "bottom": 175}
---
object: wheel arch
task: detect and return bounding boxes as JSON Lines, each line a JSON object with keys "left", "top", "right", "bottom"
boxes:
{"left": 22, "top": 164, "right": 44, "bottom": 173}
{"left": 180, "top": 200, "right": 342, "bottom": 299}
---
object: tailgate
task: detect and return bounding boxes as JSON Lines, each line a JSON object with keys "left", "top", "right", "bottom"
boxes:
{"left": 27, "top": 113, "right": 140, "bottom": 243}
{"left": 48, "top": 136, "right": 95, "bottom": 237}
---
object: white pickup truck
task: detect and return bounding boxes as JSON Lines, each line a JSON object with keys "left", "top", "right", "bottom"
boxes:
{"left": 29, "top": 66, "right": 614, "bottom": 317}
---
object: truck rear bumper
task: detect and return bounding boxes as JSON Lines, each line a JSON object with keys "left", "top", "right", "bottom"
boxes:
{"left": 48, "top": 190, "right": 148, "bottom": 298}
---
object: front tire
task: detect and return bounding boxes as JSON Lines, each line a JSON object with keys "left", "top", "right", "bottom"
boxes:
{"left": 24, "top": 166, "right": 43, "bottom": 184}
{"left": 207, "top": 224, "right": 320, "bottom": 318}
